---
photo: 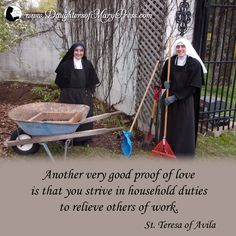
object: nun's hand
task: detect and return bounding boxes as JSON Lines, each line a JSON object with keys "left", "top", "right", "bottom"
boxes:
{"left": 164, "top": 95, "right": 177, "bottom": 106}
{"left": 164, "top": 81, "right": 171, "bottom": 89}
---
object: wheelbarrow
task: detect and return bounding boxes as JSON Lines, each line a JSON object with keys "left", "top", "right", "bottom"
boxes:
{"left": 4, "top": 102, "right": 123, "bottom": 161}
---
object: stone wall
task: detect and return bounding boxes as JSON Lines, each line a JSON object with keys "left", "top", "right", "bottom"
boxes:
{"left": 0, "top": 17, "right": 62, "bottom": 84}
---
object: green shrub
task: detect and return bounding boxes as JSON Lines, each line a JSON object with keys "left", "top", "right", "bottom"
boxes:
{"left": 31, "top": 85, "right": 60, "bottom": 102}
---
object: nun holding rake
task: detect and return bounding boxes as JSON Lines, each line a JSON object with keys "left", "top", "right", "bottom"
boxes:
{"left": 159, "top": 38, "right": 207, "bottom": 157}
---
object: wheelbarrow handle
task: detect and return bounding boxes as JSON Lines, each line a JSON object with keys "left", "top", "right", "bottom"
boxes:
{"left": 4, "top": 127, "right": 123, "bottom": 147}
{"left": 78, "top": 111, "right": 123, "bottom": 125}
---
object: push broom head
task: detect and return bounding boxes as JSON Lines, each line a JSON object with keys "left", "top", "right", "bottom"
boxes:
{"left": 151, "top": 138, "right": 176, "bottom": 159}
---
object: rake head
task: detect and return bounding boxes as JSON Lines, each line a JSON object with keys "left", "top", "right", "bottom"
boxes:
{"left": 151, "top": 139, "right": 176, "bottom": 159}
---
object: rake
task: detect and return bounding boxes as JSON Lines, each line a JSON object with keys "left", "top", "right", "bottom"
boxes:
{"left": 152, "top": 38, "right": 176, "bottom": 159}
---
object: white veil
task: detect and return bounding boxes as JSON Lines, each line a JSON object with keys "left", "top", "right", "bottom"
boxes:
{"left": 171, "top": 38, "right": 207, "bottom": 74}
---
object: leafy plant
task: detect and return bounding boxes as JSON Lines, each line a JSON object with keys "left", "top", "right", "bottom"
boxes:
{"left": 0, "top": 0, "right": 36, "bottom": 52}
{"left": 31, "top": 85, "right": 60, "bottom": 102}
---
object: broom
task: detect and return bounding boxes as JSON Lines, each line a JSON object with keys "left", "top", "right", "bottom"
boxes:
{"left": 152, "top": 38, "right": 176, "bottom": 159}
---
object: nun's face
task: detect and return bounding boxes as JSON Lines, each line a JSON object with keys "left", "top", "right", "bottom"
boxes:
{"left": 74, "top": 46, "right": 84, "bottom": 60}
{"left": 176, "top": 44, "right": 186, "bottom": 57}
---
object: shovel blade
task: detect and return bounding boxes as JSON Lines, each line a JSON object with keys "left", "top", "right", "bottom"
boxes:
{"left": 121, "top": 130, "right": 132, "bottom": 158}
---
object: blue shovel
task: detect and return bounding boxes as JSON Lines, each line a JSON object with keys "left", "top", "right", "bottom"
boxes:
{"left": 122, "top": 60, "right": 160, "bottom": 158}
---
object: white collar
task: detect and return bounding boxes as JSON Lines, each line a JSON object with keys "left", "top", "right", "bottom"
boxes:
{"left": 175, "top": 55, "right": 187, "bottom": 66}
{"left": 73, "top": 57, "right": 83, "bottom": 69}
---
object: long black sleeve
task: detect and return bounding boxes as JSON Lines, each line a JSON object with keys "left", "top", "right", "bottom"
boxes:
{"left": 55, "top": 61, "right": 71, "bottom": 89}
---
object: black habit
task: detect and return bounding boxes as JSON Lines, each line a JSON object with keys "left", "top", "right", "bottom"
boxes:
{"left": 55, "top": 43, "right": 99, "bottom": 143}
{"left": 160, "top": 55, "right": 203, "bottom": 157}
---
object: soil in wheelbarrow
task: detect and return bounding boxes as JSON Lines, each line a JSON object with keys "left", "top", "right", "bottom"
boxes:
{"left": 0, "top": 81, "right": 144, "bottom": 158}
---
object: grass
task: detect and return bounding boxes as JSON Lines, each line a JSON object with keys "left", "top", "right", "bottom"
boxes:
{"left": 196, "top": 131, "right": 236, "bottom": 158}
{"left": 8, "top": 144, "right": 124, "bottom": 161}
{"left": 8, "top": 130, "right": 236, "bottom": 160}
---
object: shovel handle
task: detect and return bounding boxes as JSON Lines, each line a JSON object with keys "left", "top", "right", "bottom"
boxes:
{"left": 147, "top": 99, "right": 157, "bottom": 133}
{"left": 151, "top": 99, "right": 158, "bottom": 119}
{"left": 130, "top": 60, "right": 160, "bottom": 132}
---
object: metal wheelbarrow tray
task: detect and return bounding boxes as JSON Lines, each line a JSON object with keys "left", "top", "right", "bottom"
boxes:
{"left": 4, "top": 102, "right": 122, "bottom": 160}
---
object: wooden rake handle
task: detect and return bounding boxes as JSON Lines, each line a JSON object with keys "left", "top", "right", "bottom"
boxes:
{"left": 130, "top": 60, "right": 160, "bottom": 133}
{"left": 164, "top": 38, "right": 172, "bottom": 139}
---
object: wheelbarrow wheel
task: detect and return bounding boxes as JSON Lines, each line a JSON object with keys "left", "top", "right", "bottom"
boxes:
{"left": 10, "top": 128, "right": 40, "bottom": 155}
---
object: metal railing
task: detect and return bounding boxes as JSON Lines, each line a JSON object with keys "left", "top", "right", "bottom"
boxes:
{"left": 197, "top": 0, "right": 236, "bottom": 133}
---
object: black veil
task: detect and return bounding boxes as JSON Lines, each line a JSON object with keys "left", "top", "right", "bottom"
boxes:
{"left": 55, "top": 42, "right": 86, "bottom": 73}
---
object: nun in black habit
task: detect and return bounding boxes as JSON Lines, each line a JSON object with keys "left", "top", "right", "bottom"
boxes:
{"left": 55, "top": 43, "right": 99, "bottom": 145}
{"left": 159, "top": 38, "right": 207, "bottom": 157}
